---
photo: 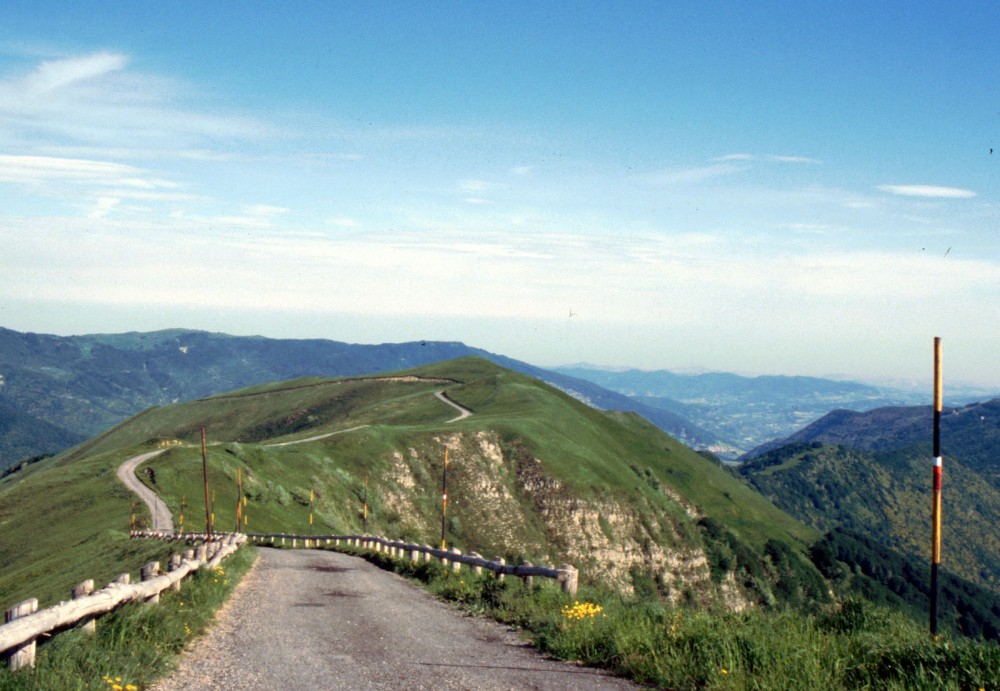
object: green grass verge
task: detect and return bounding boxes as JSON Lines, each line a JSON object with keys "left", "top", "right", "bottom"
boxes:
{"left": 0, "top": 446, "right": 184, "bottom": 610}
{"left": 343, "top": 546, "right": 998, "bottom": 690}
{"left": 0, "top": 545, "right": 256, "bottom": 691}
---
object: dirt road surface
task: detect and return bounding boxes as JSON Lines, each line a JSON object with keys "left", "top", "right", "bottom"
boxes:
{"left": 436, "top": 390, "right": 473, "bottom": 423}
{"left": 116, "top": 449, "right": 172, "bottom": 532}
{"left": 153, "top": 548, "right": 637, "bottom": 690}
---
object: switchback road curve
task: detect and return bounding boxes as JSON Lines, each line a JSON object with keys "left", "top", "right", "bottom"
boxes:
{"left": 116, "top": 449, "right": 172, "bottom": 532}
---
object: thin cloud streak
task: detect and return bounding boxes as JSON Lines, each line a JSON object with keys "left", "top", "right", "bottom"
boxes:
{"left": 878, "top": 184, "right": 977, "bottom": 199}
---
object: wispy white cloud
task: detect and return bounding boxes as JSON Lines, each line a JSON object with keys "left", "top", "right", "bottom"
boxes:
{"left": 781, "top": 222, "right": 835, "bottom": 234}
{"left": 766, "top": 154, "right": 821, "bottom": 164}
{"left": 713, "top": 153, "right": 754, "bottom": 161}
{"left": 641, "top": 162, "right": 747, "bottom": 185}
{"left": 22, "top": 51, "right": 128, "bottom": 94}
{"left": 0, "top": 154, "right": 138, "bottom": 183}
{"left": 327, "top": 216, "right": 361, "bottom": 229}
{"left": 248, "top": 204, "right": 289, "bottom": 216}
{"left": 88, "top": 196, "right": 120, "bottom": 219}
{"left": 0, "top": 51, "right": 280, "bottom": 152}
{"left": 459, "top": 179, "right": 493, "bottom": 192}
{"left": 878, "top": 184, "right": 977, "bottom": 199}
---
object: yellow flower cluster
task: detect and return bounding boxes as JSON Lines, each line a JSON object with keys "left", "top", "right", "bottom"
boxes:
{"left": 212, "top": 565, "right": 229, "bottom": 586}
{"left": 561, "top": 601, "right": 604, "bottom": 621}
{"left": 101, "top": 675, "right": 137, "bottom": 691}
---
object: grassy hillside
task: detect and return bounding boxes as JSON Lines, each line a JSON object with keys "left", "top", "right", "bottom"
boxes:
{"left": 0, "top": 445, "right": 180, "bottom": 610}
{"left": 3, "top": 357, "right": 824, "bottom": 619}
{"left": 740, "top": 442, "right": 1000, "bottom": 594}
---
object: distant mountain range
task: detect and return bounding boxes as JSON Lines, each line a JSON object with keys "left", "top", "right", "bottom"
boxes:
{"left": 743, "top": 399, "right": 1000, "bottom": 489}
{"left": 552, "top": 366, "right": 997, "bottom": 457}
{"left": 0, "top": 326, "right": 718, "bottom": 470}
{"left": 3, "top": 325, "right": 996, "bottom": 469}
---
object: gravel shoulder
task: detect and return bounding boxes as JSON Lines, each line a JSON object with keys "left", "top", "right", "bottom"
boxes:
{"left": 152, "top": 547, "right": 637, "bottom": 690}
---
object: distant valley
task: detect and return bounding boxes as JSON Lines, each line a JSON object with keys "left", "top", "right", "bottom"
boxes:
{"left": 554, "top": 365, "right": 998, "bottom": 457}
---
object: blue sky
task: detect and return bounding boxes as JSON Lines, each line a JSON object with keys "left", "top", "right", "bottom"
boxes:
{"left": 1, "top": 1, "right": 997, "bottom": 388}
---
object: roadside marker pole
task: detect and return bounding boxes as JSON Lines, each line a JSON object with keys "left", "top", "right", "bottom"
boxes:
{"left": 309, "top": 488, "right": 314, "bottom": 536}
{"left": 441, "top": 448, "right": 448, "bottom": 550}
{"left": 201, "top": 427, "right": 212, "bottom": 539}
{"left": 235, "top": 467, "right": 243, "bottom": 533}
{"left": 363, "top": 474, "right": 368, "bottom": 534}
{"left": 930, "top": 337, "right": 943, "bottom": 638}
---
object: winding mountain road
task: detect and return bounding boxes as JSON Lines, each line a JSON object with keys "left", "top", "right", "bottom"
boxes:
{"left": 114, "top": 390, "right": 628, "bottom": 688}
{"left": 152, "top": 548, "right": 636, "bottom": 690}
{"left": 436, "top": 390, "right": 473, "bottom": 422}
{"left": 116, "top": 449, "right": 173, "bottom": 532}
{"left": 116, "top": 386, "right": 470, "bottom": 534}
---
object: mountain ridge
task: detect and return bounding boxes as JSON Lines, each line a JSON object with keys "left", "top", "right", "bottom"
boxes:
{"left": 0, "top": 326, "right": 718, "bottom": 470}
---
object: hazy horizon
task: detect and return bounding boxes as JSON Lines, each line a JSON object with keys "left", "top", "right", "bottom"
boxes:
{"left": 2, "top": 3, "right": 997, "bottom": 388}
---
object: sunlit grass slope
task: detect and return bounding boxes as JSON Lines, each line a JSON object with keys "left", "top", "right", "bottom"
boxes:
{"left": 0, "top": 447, "right": 179, "bottom": 610}
{"left": 3, "top": 357, "right": 819, "bottom": 615}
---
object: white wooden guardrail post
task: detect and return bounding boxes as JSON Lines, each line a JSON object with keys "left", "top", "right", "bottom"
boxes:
{"left": 141, "top": 562, "right": 161, "bottom": 604}
{"left": 560, "top": 564, "right": 579, "bottom": 596}
{"left": 72, "top": 580, "right": 96, "bottom": 635}
{"left": 169, "top": 554, "right": 183, "bottom": 592}
{"left": 450, "top": 547, "right": 462, "bottom": 573}
{"left": 496, "top": 557, "right": 505, "bottom": 582}
{"left": 4, "top": 599, "right": 37, "bottom": 671}
{"left": 521, "top": 561, "right": 533, "bottom": 587}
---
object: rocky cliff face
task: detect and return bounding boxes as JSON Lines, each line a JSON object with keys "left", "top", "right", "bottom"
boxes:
{"left": 379, "top": 430, "right": 750, "bottom": 607}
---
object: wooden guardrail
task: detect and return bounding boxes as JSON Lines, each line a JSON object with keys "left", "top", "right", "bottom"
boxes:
{"left": 242, "top": 532, "right": 579, "bottom": 596}
{"left": 0, "top": 533, "right": 247, "bottom": 672}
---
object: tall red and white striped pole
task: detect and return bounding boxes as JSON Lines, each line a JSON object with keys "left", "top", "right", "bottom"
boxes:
{"left": 930, "top": 337, "right": 943, "bottom": 637}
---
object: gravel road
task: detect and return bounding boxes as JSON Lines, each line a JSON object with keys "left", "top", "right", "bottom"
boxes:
{"left": 153, "top": 547, "right": 637, "bottom": 690}
{"left": 436, "top": 390, "right": 473, "bottom": 422}
{"left": 116, "top": 449, "right": 172, "bottom": 532}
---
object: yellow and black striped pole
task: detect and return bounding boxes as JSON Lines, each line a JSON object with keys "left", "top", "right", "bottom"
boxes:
{"left": 441, "top": 448, "right": 448, "bottom": 550}
{"left": 201, "top": 428, "right": 212, "bottom": 539}
{"left": 309, "top": 488, "right": 314, "bottom": 536}
{"left": 235, "top": 467, "right": 243, "bottom": 533}
{"left": 930, "top": 336, "right": 943, "bottom": 637}
{"left": 363, "top": 474, "right": 368, "bottom": 534}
